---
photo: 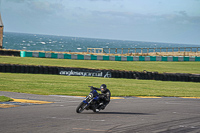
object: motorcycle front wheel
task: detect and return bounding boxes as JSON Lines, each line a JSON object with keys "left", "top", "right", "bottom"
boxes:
{"left": 76, "top": 102, "right": 87, "bottom": 113}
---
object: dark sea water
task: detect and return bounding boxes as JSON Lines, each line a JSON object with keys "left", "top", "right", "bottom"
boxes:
{"left": 2, "top": 32, "right": 199, "bottom": 53}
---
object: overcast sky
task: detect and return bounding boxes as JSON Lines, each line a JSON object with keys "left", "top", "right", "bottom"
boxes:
{"left": 1, "top": 0, "right": 200, "bottom": 45}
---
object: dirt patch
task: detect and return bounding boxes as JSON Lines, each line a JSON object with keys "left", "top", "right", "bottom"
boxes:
{"left": 0, "top": 104, "right": 20, "bottom": 108}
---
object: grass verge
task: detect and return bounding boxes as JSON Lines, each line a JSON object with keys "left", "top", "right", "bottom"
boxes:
{"left": 0, "top": 56, "right": 200, "bottom": 74}
{"left": 0, "top": 96, "right": 13, "bottom": 102}
{"left": 0, "top": 73, "right": 200, "bottom": 97}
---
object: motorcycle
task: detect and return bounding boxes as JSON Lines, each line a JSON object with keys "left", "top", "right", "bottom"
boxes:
{"left": 76, "top": 86, "right": 101, "bottom": 113}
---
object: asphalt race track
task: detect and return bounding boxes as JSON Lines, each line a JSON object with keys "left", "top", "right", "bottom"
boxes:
{"left": 0, "top": 91, "right": 200, "bottom": 133}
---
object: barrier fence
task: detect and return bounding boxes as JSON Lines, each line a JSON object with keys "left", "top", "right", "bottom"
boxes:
{"left": 20, "top": 51, "right": 200, "bottom": 61}
{"left": 0, "top": 49, "right": 20, "bottom": 56}
{"left": 87, "top": 47, "right": 200, "bottom": 54}
{"left": 0, "top": 64, "right": 200, "bottom": 82}
{"left": 0, "top": 50, "right": 199, "bottom": 62}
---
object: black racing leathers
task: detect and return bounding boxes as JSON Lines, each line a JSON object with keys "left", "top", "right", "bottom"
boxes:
{"left": 98, "top": 89, "right": 111, "bottom": 109}
{"left": 90, "top": 86, "right": 111, "bottom": 110}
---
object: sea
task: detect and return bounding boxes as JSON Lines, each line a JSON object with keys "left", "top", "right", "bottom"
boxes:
{"left": 2, "top": 32, "right": 199, "bottom": 53}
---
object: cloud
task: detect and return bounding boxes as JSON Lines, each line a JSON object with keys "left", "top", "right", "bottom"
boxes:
{"left": 90, "top": 9, "right": 200, "bottom": 26}
{"left": 5, "top": 0, "right": 33, "bottom": 3}
{"left": 6, "top": 1, "right": 65, "bottom": 18}
{"left": 178, "top": 11, "right": 188, "bottom": 16}
{"left": 89, "top": 0, "right": 111, "bottom": 1}
{"left": 4, "top": 0, "right": 64, "bottom": 14}
{"left": 28, "top": 1, "right": 65, "bottom": 15}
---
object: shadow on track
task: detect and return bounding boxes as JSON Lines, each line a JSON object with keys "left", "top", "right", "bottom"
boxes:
{"left": 85, "top": 111, "right": 152, "bottom": 115}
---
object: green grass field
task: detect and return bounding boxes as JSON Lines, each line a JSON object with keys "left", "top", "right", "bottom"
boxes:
{"left": 0, "top": 56, "right": 200, "bottom": 74}
{"left": 0, "top": 56, "right": 200, "bottom": 97}
{"left": 0, "top": 73, "right": 200, "bottom": 97}
{"left": 0, "top": 96, "right": 13, "bottom": 102}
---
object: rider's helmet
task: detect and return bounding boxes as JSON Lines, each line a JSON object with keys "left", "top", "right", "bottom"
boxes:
{"left": 100, "top": 84, "right": 107, "bottom": 93}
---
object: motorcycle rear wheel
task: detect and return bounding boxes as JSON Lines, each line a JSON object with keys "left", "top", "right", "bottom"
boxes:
{"left": 76, "top": 102, "right": 87, "bottom": 113}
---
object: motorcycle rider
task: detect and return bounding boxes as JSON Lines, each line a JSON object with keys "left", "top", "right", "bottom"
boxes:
{"left": 96, "top": 84, "right": 111, "bottom": 112}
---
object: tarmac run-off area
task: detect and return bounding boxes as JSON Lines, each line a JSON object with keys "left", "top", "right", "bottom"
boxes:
{"left": 0, "top": 91, "right": 200, "bottom": 133}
